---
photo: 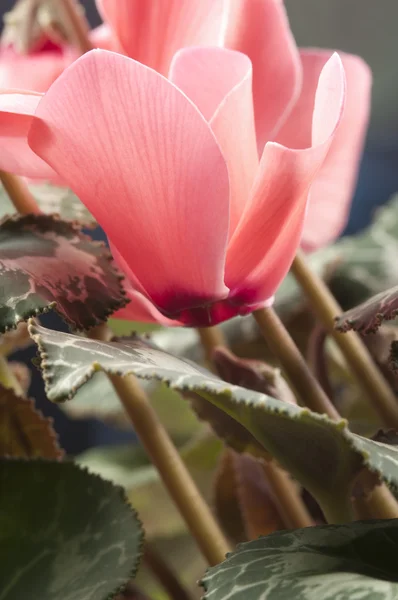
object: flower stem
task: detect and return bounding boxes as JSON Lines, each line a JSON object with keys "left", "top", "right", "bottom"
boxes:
{"left": 253, "top": 306, "right": 340, "bottom": 419}
{"left": 107, "top": 369, "right": 230, "bottom": 565}
{"left": 0, "top": 171, "right": 40, "bottom": 215}
{"left": 58, "top": 0, "right": 93, "bottom": 54}
{"left": 291, "top": 249, "right": 398, "bottom": 429}
{"left": 262, "top": 460, "right": 313, "bottom": 529}
{"left": 352, "top": 484, "right": 398, "bottom": 520}
{"left": 197, "top": 325, "right": 226, "bottom": 363}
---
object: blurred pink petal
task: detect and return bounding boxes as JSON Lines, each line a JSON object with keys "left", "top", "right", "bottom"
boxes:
{"left": 0, "top": 91, "right": 57, "bottom": 179}
{"left": 225, "top": 0, "right": 302, "bottom": 152}
{"left": 96, "top": 0, "right": 227, "bottom": 75}
{"left": 89, "top": 24, "right": 118, "bottom": 51}
{"left": 170, "top": 47, "right": 258, "bottom": 236}
{"left": 0, "top": 47, "right": 67, "bottom": 93}
{"left": 276, "top": 50, "right": 371, "bottom": 252}
{"left": 29, "top": 50, "right": 230, "bottom": 315}
{"left": 225, "top": 53, "right": 346, "bottom": 303}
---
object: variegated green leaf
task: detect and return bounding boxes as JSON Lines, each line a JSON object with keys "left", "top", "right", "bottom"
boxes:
{"left": 29, "top": 323, "right": 398, "bottom": 521}
{"left": 201, "top": 520, "right": 398, "bottom": 600}
{"left": 0, "top": 459, "right": 143, "bottom": 600}
{"left": 0, "top": 214, "right": 126, "bottom": 332}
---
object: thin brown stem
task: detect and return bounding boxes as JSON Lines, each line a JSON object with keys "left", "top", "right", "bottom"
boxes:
{"left": 88, "top": 325, "right": 230, "bottom": 565}
{"left": 197, "top": 326, "right": 226, "bottom": 363}
{"left": 291, "top": 250, "right": 398, "bottom": 429}
{"left": 352, "top": 485, "right": 398, "bottom": 521}
{"left": 262, "top": 461, "right": 313, "bottom": 529}
{"left": 0, "top": 171, "right": 40, "bottom": 215}
{"left": 144, "top": 543, "right": 193, "bottom": 600}
{"left": 58, "top": 0, "right": 93, "bottom": 54}
{"left": 253, "top": 306, "right": 339, "bottom": 419}
{"left": 108, "top": 370, "right": 229, "bottom": 565}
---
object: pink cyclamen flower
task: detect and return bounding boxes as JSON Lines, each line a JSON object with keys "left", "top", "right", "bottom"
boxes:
{"left": 0, "top": 0, "right": 229, "bottom": 92}
{"left": 0, "top": 48, "right": 347, "bottom": 326}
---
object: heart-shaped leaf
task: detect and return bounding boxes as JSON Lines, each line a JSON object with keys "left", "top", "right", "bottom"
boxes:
{"left": 201, "top": 519, "right": 398, "bottom": 600}
{"left": 0, "top": 459, "right": 143, "bottom": 600}
{"left": 0, "top": 214, "right": 126, "bottom": 332}
{"left": 335, "top": 285, "right": 398, "bottom": 334}
{"left": 29, "top": 323, "right": 398, "bottom": 521}
{"left": 0, "top": 384, "right": 62, "bottom": 458}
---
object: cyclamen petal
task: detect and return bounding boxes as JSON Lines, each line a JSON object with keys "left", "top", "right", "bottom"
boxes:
{"left": 225, "top": 0, "right": 302, "bottom": 152}
{"left": 29, "top": 50, "right": 231, "bottom": 315}
{"left": 96, "top": 0, "right": 227, "bottom": 75}
{"left": 170, "top": 47, "right": 258, "bottom": 236}
{"left": 225, "top": 53, "right": 346, "bottom": 304}
{"left": 0, "top": 91, "right": 58, "bottom": 179}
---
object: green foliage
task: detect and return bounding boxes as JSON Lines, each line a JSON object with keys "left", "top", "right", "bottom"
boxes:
{"left": 201, "top": 519, "right": 398, "bottom": 600}
{"left": 0, "top": 459, "right": 143, "bottom": 600}
{"left": 30, "top": 323, "right": 398, "bottom": 521}
{"left": 0, "top": 214, "right": 126, "bottom": 332}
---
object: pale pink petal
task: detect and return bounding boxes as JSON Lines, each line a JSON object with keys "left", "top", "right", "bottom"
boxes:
{"left": 96, "top": 0, "right": 227, "bottom": 75}
{"left": 0, "top": 91, "right": 57, "bottom": 179}
{"left": 225, "top": 54, "right": 346, "bottom": 302}
{"left": 89, "top": 24, "right": 119, "bottom": 51}
{"left": 0, "top": 47, "right": 66, "bottom": 93}
{"left": 29, "top": 50, "right": 230, "bottom": 316}
{"left": 225, "top": 0, "right": 302, "bottom": 152}
{"left": 170, "top": 47, "right": 258, "bottom": 236}
{"left": 114, "top": 288, "right": 182, "bottom": 326}
{"left": 301, "top": 52, "right": 370, "bottom": 251}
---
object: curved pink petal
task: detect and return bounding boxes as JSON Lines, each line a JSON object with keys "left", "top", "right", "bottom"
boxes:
{"left": 0, "top": 91, "right": 57, "bottom": 179}
{"left": 96, "top": 0, "right": 227, "bottom": 75}
{"left": 291, "top": 51, "right": 370, "bottom": 252}
{"left": 225, "top": 53, "right": 346, "bottom": 303}
{"left": 114, "top": 287, "right": 181, "bottom": 326}
{"left": 29, "top": 50, "right": 230, "bottom": 316}
{"left": 0, "top": 47, "right": 67, "bottom": 93}
{"left": 170, "top": 47, "right": 258, "bottom": 237}
{"left": 225, "top": 0, "right": 302, "bottom": 152}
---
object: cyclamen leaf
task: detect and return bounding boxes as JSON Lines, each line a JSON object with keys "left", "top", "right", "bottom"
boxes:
{"left": 0, "top": 384, "right": 62, "bottom": 459}
{"left": 201, "top": 520, "right": 398, "bottom": 600}
{"left": 29, "top": 323, "right": 398, "bottom": 519}
{"left": 0, "top": 459, "right": 143, "bottom": 600}
{"left": 335, "top": 285, "right": 398, "bottom": 334}
{"left": 0, "top": 214, "right": 126, "bottom": 332}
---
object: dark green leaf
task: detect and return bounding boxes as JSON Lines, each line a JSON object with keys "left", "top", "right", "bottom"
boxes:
{"left": 0, "top": 459, "right": 143, "bottom": 600}
{"left": 29, "top": 323, "right": 398, "bottom": 520}
{"left": 201, "top": 519, "right": 398, "bottom": 600}
{"left": 0, "top": 214, "right": 126, "bottom": 332}
{"left": 335, "top": 285, "right": 398, "bottom": 334}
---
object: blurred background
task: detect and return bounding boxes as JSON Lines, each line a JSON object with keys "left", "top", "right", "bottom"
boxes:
{"left": 2, "top": 0, "right": 398, "bottom": 452}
